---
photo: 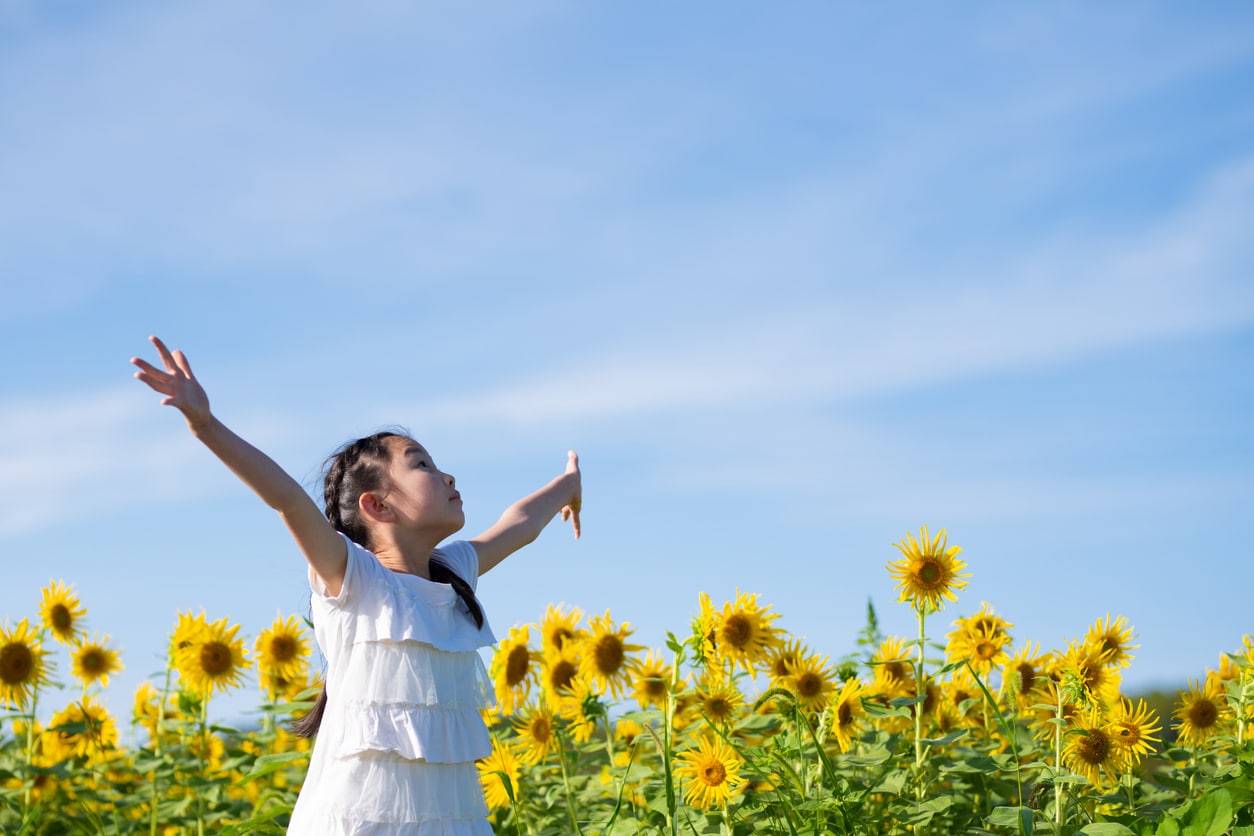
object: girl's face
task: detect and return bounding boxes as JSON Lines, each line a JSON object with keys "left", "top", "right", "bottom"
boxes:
{"left": 378, "top": 437, "right": 465, "bottom": 536}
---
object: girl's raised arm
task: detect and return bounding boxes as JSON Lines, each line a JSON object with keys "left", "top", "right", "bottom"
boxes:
{"left": 470, "top": 450, "right": 581, "bottom": 575}
{"left": 132, "top": 336, "right": 348, "bottom": 594}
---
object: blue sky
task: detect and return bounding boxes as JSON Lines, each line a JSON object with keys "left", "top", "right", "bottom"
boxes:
{"left": 2, "top": 2, "right": 1253, "bottom": 729}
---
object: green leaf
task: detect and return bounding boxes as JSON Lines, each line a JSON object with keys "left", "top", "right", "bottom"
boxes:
{"left": 1078, "top": 824, "right": 1135, "bottom": 836}
{"left": 1181, "top": 788, "right": 1233, "bottom": 836}
{"left": 236, "top": 750, "right": 309, "bottom": 784}
{"left": 1156, "top": 818, "right": 1181, "bottom": 836}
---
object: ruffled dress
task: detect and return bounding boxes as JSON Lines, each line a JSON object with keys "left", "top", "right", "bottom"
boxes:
{"left": 287, "top": 535, "right": 497, "bottom": 835}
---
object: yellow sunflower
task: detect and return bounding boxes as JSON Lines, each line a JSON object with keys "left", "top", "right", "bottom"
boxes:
{"left": 1005, "top": 641, "right": 1051, "bottom": 713}
{"left": 695, "top": 672, "right": 746, "bottom": 727}
{"left": 631, "top": 649, "right": 672, "bottom": 710}
{"left": 1174, "top": 677, "right": 1231, "bottom": 746}
{"left": 1054, "top": 639, "right": 1121, "bottom": 707}
{"left": 576, "top": 610, "right": 644, "bottom": 700}
{"left": 870, "top": 636, "right": 914, "bottom": 699}
{"left": 675, "top": 735, "right": 745, "bottom": 810}
{"left": 780, "top": 651, "right": 838, "bottom": 714}
{"left": 886, "top": 525, "right": 969, "bottom": 612}
{"left": 764, "top": 638, "right": 811, "bottom": 686}
{"left": 1108, "top": 697, "right": 1162, "bottom": 762}
{"left": 555, "top": 673, "right": 602, "bottom": 744}
{"left": 1063, "top": 708, "right": 1128, "bottom": 789}
{"left": 491, "top": 625, "right": 536, "bottom": 716}
{"left": 540, "top": 643, "right": 581, "bottom": 709}
{"left": 1083, "top": 614, "right": 1138, "bottom": 670}
{"left": 39, "top": 580, "right": 87, "bottom": 645}
{"left": 174, "top": 614, "right": 251, "bottom": 697}
{"left": 708, "top": 591, "right": 783, "bottom": 677}
{"left": 44, "top": 696, "right": 118, "bottom": 763}
{"left": 947, "top": 621, "right": 1011, "bottom": 682}
{"left": 829, "top": 677, "right": 867, "bottom": 753}
{"left": 539, "top": 603, "right": 586, "bottom": 656}
{"left": 254, "top": 614, "right": 310, "bottom": 683}
{"left": 511, "top": 702, "right": 559, "bottom": 765}
{"left": 477, "top": 738, "right": 520, "bottom": 811}
{"left": 0, "top": 617, "right": 51, "bottom": 710}
{"left": 170, "top": 610, "right": 209, "bottom": 655}
{"left": 71, "top": 633, "right": 123, "bottom": 690}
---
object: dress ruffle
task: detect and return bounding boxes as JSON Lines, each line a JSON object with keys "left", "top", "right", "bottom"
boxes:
{"left": 330, "top": 701, "right": 492, "bottom": 763}
{"left": 340, "top": 640, "right": 494, "bottom": 706}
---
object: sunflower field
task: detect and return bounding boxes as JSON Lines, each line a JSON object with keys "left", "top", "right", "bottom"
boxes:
{"left": 3, "top": 526, "right": 1254, "bottom": 834}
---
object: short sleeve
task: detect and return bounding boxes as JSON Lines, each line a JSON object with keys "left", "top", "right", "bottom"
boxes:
{"left": 435, "top": 541, "right": 481, "bottom": 592}
{"left": 309, "top": 534, "right": 384, "bottom": 607}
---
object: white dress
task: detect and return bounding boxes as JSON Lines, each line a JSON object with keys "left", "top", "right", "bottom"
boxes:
{"left": 287, "top": 534, "right": 497, "bottom": 835}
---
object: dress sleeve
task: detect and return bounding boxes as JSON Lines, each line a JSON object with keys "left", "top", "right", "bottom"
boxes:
{"left": 309, "top": 533, "right": 382, "bottom": 607}
{"left": 440, "top": 541, "right": 482, "bottom": 592}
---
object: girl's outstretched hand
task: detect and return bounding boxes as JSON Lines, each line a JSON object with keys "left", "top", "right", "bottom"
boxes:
{"left": 559, "top": 450, "right": 582, "bottom": 539}
{"left": 131, "top": 336, "right": 212, "bottom": 430}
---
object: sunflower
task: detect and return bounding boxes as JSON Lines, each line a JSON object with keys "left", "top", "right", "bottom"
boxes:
{"left": 254, "top": 614, "right": 310, "bottom": 683}
{"left": 39, "top": 580, "right": 87, "bottom": 645}
{"left": 1031, "top": 679, "right": 1083, "bottom": 744}
{"left": 937, "top": 679, "right": 982, "bottom": 732}
{"left": 764, "top": 638, "right": 811, "bottom": 686}
{"left": 708, "top": 591, "right": 782, "bottom": 677}
{"left": 44, "top": 696, "right": 118, "bottom": 763}
{"left": 780, "top": 651, "right": 838, "bottom": 714}
{"left": 1084, "top": 614, "right": 1138, "bottom": 670}
{"left": 695, "top": 672, "right": 745, "bottom": 727}
{"left": 1108, "top": 697, "right": 1162, "bottom": 762}
{"left": 477, "top": 737, "right": 520, "bottom": 811}
{"left": 540, "top": 643, "right": 581, "bottom": 709}
{"left": 1064, "top": 709, "right": 1128, "bottom": 789}
{"left": 947, "top": 621, "right": 1011, "bottom": 682}
{"left": 1005, "top": 641, "right": 1052, "bottom": 714}
{"left": 829, "top": 677, "right": 867, "bottom": 753}
{"left": 1174, "top": 677, "right": 1231, "bottom": 746}
{"left": 71, "top": 633, "right": 123, "bottom": 690}
{"left": 170, "top": 610, "right": 209, "bottom": 655}
{"left": 555, "top": 673, "right": 603, "bottom": 744}
{"left": 174, "top": 614, "right": 251, "bottom": 697}
{"left": 576, "top": 610, "right": 644, "bottom": 700}
{"left": 539, "top": 603, "right": 586, "bottom": 656}
{"left": 886, "top": 525, "right": 969, "bottom": 612}
{"left": 511, "top": 702, "right": 558, "bottom": 765}
{"left": 491, "top": 625, "right": 536, "bottom": 716}
{"left": 869, "top": 636, "right": 914, "bottom": 699}
{"left": 1054, "top": 640, "right": 1121, "bottom": 707}
{"left": 631, "top": 650, "right": 672, "bottom": 710}
{"left": 675, "top": 735, "right": 745, "bottom": 810}
{"left": 615, "top": 718, "right": 645, "bottom": 748}
{"left": 0, "top": 618, "right": 51, "bottom": 710}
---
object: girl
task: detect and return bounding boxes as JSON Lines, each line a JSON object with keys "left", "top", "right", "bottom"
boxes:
{"left": 132, "top": 336, "right": 581, "bottom": 835}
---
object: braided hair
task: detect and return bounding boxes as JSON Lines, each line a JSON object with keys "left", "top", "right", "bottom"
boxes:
{"left": 291, "top": 430, "right": 484, "bottom": 738}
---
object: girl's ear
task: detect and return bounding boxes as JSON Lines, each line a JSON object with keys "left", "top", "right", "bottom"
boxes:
{"left": 358, "top": 491, "right": 393, "bottom": 524}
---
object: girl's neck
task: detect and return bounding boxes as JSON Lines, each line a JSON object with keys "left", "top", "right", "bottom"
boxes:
{"left": 372, "top": 532, "right": 443, "bottom": 579}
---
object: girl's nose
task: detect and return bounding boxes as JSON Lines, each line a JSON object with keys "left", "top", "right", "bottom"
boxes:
{"left": 445, "top": 473, "right": 456, "bottom": 487}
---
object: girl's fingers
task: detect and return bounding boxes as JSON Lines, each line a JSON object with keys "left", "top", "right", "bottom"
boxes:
{"left": 566, "top": 450, "right": 579, "bottom": 474}
{"left": 172, "top": 349, "right": 194, "bottom": 379}
{"left": 130, "top": 356, "right": 168, "bottom": 379}
{"left": 133, "top": 371, "right": 175, "bottom": 396}
{"left": 150, "top": 335, "right": 178, "bottom": 372}
{"left": 569, "top": 506, "right": 581, "bottom": 539}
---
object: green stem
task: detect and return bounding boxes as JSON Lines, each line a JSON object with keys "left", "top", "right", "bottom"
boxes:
{"left": 197, "top": 697, "right": 208, "bottom": 836}
{"left": 556, "top": 729, "right": 584, "bottom": 835}
{"left": 22, "top": 692, "right": 38, "bottom": 819}
{"left": 914, "top": 607, "right": 927, "bottom": 797}
{"left": 1054, "top": 687, "right": 1064, "bottom": 828}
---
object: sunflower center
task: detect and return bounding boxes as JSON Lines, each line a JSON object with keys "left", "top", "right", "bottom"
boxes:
{"left": 80, "top": 649, "right": 106, "bottom": 674}
{"left": 270, "top": 636, "right": 297, "bottom": 662}
{"left": 797, "top": 673, "right": 822, "bottom": 699}
{"left": 549, "top": 660, "right": 576, "bottom": 693}
{"left": 916, "top": 559, "right": 943, "bottom": 588}
{"left": 550, "top": 628, "right": 573, "bottom": 650}
{"left": 593, "top": 635, "right": 624, "bottom": 675}
{"left": 531, "top": 717, "right": 551, "bottom": 743}
{"left": 708, "top": 697, "right": 728, "bottom": 716}
{"left": 1, "top": 643, "right": 33, "bottom": 683}
{"left": 837, "top": 701, "right": 853, "bottom": 726}
{"left": 199, "top": 642, "right": 233, "bottom": 677}
{"left": 884, "top": 661, "right": 907, "bottom": 682}
{"left": 721, "top": 615, "right": 752, "bottom": 649}
{"left": 975, "top": 641, "right": 996, "bottom": 661}
{"left": 50, "top": 605, "right": 73, "bottom": 632}
{"left": 1077, "top": 729, "right": 1110, "bottom": 764}
{"left": 644, "top": 676, "right": 668, "bottom": 697}
{"left": 1189, "top": 698, "right": 1218, "bottom": 728}
{"left": 505, "top": 645, "right": 530, "bottom": 687}
{"left": 1016, "top": 663, "right": 1037, "bottom": 693}
{"left": 700, "top": 760, "right": 727, "bottom": 786}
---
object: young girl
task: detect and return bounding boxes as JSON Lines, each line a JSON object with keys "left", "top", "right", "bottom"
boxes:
{"left": 132, "top": 336, "right": 581, "bottom": 835}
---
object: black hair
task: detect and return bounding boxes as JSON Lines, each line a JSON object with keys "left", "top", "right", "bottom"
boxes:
{"left": 291, "top": 430, "right": 484, "bottom": 738}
